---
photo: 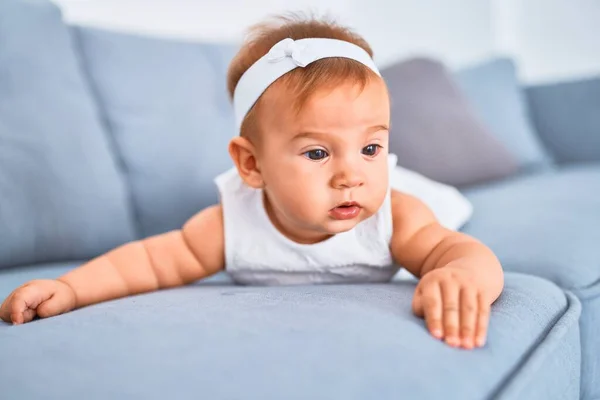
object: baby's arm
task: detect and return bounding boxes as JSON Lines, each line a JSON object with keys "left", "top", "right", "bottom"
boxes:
{"left": 389, "top": 190, "right": 504, "bottom": 349}
{"left": 0, "top": 205, "right": 224, "bottom": 325}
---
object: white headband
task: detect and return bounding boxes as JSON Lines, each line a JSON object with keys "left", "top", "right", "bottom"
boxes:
{"left": 233, "top": 37, "right": 381, "bottom": 131}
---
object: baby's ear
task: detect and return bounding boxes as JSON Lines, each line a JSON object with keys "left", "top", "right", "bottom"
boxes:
{"left": 228, "top": 137, "right": 264, "bottom": 189}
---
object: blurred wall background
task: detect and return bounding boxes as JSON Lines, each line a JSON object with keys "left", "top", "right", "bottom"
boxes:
{"left": 54, "top": 0, "right": 600, "bottom": 83}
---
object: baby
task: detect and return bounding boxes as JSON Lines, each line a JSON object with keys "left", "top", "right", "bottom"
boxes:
{"left": 0, "top": 15, "right": 503, "bottom": 349}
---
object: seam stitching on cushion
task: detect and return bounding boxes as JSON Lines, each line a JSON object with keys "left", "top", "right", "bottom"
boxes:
{"left": 492, "top": 291, "right": 582, "bottom": 399}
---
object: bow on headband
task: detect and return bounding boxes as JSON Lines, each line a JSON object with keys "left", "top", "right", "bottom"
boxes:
{"left": 266, "top": 38, "right": 312, "bottom": 67}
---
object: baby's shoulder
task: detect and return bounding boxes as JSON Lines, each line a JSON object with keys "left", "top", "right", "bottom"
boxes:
{"left": 390, "top": 190, "right": 438, "bottom": 233}
{"left": 183, "top": 204, "right": 223, "bottom": 233}
{"left": 181, "top": 204, "right": 224, "bottom": 266}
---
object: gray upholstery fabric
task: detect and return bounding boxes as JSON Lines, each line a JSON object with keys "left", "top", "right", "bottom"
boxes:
{"left": 526, "top": 74, "right": 600, "bottom": 164}
{"left": 0, "top": 269, "right": 581, "bottom": 400}
{"left": 462, "top": 163, "right": 600, "bottom": 290}
{"left": 72, "top": 26, "right": 238, "bottom": 238}
{"left": 462, "top": 163, "right": 600, "bottom": 399}
{"left": 454, "top": 58, "right": 552, "bottom": 170}
{"left": 0, "top": 0, "right": 136, "bottom": 269}
{"left": 381, "top": 58, "right": 519, "bottom": 187}
{"left": 578, "top": 290, "right": 600, "bottom": 399}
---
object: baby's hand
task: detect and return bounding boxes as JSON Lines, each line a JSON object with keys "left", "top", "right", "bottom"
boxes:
{"left": 0, "top": 280, "right": 76, "bottom": 325}
{"left": 411, "top": 267, "right": 491, "bottom": 349}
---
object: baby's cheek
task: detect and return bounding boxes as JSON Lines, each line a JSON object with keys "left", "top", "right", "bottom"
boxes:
{"left": 276, "top": 189, "right": 310, "bottom": 217}
{"left": 367, "top": 182, "right": 388, "bottom": 214}
{"left": 295, "top": 192, "right": 325, "bottom": 216}
{"left": 291, "top": 192, "right": 328, "bottom": 224}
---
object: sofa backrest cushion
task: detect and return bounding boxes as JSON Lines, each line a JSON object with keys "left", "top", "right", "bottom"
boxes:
{"left": 73, "top": 26, "right": 237, "bottom": 237}
{"left": 0, "top": 0, "right": 136, "bottom": 268}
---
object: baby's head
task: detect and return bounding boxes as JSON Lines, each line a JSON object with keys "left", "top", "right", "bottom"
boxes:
{"left": 227, "top": 14, "right": 390, "bottom": 244}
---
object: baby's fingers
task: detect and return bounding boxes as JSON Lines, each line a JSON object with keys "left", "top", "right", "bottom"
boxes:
{"left": 460, "top": 288, "right": 478, "bottom": 349}
{"left": 9, "top": 283, "right": 49, "bottom": 325}
{"left": 476, "top": 293, "right": 491, "bottom": 347}
{"left": 441, "top": 280, "right": 460, "bottom": 347}
{"left": 10, "top": 294, "right": 37, "bottom": 325}
{"left": 420, "top": 283, "right": 443, "bottom": 339}
{"left": 37, "top": 291, "right": 73, "bottom": 319}
{"left": 0, "top": 293, "right": 16, "bottom": 323}
{"left": 14, "top": 309, "right": 37, "bottom": 325}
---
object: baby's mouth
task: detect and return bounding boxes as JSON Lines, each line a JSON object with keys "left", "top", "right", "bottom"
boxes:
{"left": 329, "top": 202, "right": 362, "bottom": 220}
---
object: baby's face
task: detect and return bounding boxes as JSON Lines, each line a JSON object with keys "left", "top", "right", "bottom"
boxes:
{"left": 255, "top": 77, "right": 390, "bottom": 244}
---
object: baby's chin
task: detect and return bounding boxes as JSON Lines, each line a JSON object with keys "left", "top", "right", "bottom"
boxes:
{"left": 322, "top": 213, "right": 371, "bottom": 234}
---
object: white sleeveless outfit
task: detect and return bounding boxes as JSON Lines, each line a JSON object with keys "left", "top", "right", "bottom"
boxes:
{"left": 214, "top": 155, "right": 401, "bottom": 286}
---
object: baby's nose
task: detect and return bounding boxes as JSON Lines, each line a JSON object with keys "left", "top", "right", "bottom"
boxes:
{"left": 331, "top": 169, "right": 365, "bottom": 189}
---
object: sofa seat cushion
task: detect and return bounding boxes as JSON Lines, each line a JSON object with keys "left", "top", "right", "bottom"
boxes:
{"left": 0, "top": 270, "right": 581, "bottom": 400}
{"left": 463, "top": 164, "right": 600, "bottom": 291}
{"left": 462, "top": 164, "right": 600, "bottom": 398}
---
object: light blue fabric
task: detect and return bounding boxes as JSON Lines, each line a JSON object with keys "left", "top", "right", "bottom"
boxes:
{"left": 0, "top": 0, "right": 136, "bottom": 269}
{"left": 72, "top": 26, "right": 238, "bottom": 238}
{"left": 462, "top": 164, "right": 600, "bottom": 290}
{"left": 0, "top": 271, "right": 581, "bottom": 400}
{"left": 578, "top": 287, "right": 600, "bottom": 399}
{"left": 462, "top": 164, "right": 600, "bottom": 399}
{"left": 526, "top": 74, "right": 600, "bottom": 164}
{"left": 454, "top": 58, "right": 552, "bottom": 170}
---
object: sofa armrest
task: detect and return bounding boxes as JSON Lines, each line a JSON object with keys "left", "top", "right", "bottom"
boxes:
{"left": 525, "top": 75, "right": 600, "bottom": 164}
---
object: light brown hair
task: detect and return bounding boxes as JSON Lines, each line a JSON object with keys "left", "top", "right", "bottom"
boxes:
{"left": 226, "top": 12, "right": 377, "bottom": 137}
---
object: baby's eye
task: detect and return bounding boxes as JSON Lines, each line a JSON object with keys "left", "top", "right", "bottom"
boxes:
{"left": 304, "top": 149, "right": 329, "bottom": 161}
{"left": 362, "top": 144, "right": 382, "bottom": 157}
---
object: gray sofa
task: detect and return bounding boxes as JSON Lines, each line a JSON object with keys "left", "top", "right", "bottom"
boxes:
{"left": 0, "top": 1, "right": 598, "bottom": 399}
